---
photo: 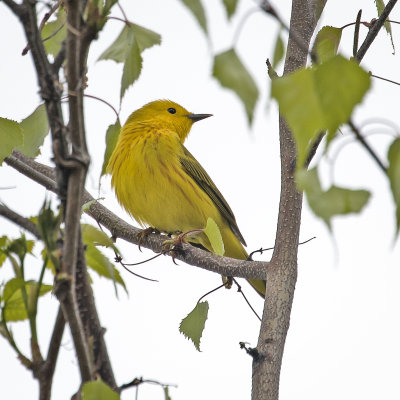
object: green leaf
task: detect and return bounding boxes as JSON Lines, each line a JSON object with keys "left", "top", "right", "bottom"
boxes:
{"left": 41, "top": 7, "right": 67, "bottom": 57}
{"left": 297, "top": 167, "right": 371, "bottom": 228}
{"left": 387, "top": 138, "right": 400, "bottom": 234}
{"left": 315, "top": 56, "right": 370, "bottom": 135}
{"left": 0, "top": 252, "right": 6, "bottom": 269}
{"left": 179, "top": 301, "right": 209, "bottom": 351}
{"left": 375, "top": 0, "right": 395, "bottom": 53}
{"left": 271, "top": 55, "right": 370, "bottom": 166}
{"left": 81, "top": 224, "right": 119, "bottom": 253}
{"left": 98, "top": 25, "right": 131, "bottom": 63}
{"left": 213, "top": 48, "right": 259, "bottom": 125}
{"left": 272, "top": 68, "right": 324, "bottom": 166}
{"left": 3, "top": 278, "right": 25, "bottom": 302}
{"left": 203, "top": 218, "right": 224, "bottom": 256}
{"left": 82, "top": 224, "right": 125, "bottom": 294}
{"left": 0, "top": 118, "right": 23, "bottom": 164}
{"left": 312, "top": 26, "right": 342, "bottom": 63}
{"left": 131, "top": 23, "right": 162, "bottom": 53}
{"left": 17, "top": 105, "right": 49, "bottom": 157}
{"left": 98, "top": 23, "right": 161, "bottom": 100}
{"left": 2, "top": 278, "right": 52, "bottom": 322}
{"left": 101, "top": 120, "right": 121, "bottom": 177}
{"left": 85, "top": 245, "right": 126, "bottom": 293}
{"left": 179, "top": 0, "right": 208, "bottom": 35}
{"left": 0, "top": 236, "right": 7, "bottom": 248}
{"left": 0, "top": 235, "right": 8, "bottom": 267}
{"left": 120, "top": 39, "right": 142, "bottom": 100}
{"left": 222, "top": 0, "right": 239, "bottom": 19}
{"left": 37, "top": 200, "right": 61, "bottom": 252}
{"left": 272, "top": 29, "right": 285, "bottom": 69}
{"left": 37, "top": 200, "right": 62, "bottom": 272}
{"left": 81, "top": 379, "right": 120, "bottom": 400}
{"left": 7, "top": 235, "right": 35, "bottom": 262}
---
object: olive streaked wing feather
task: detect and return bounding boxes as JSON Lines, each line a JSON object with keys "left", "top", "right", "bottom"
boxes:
{"left": 179, "top": 146, "right": 246, "bottom": 246}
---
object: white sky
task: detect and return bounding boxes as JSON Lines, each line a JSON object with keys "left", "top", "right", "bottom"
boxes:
{"left": 1, "top": 1, "right": 400, "bottom": 399}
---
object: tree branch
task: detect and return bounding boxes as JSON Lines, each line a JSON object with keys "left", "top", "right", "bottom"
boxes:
{"left": 46, "top": 0, "right": 95, "bottom": 384}
{"left": 5, "top": 151, "right": 269, "bottom": 281}
{"left": 2, "top": 0, "right": 24, "bottom": 16}
{"left": 0, "top": 203, "right": 41, "bottom": 238}
{"left": 75, "top": 239, "right": 117, "bottom": 389}
{"left": 252, "top": 1, "right": 322, "bottom": 399}
{"left": 356, "top": 0, "right": 398, "bottom": 62}
{"left": 5, "top": 152, "right": 117, "bottom": 390}
{"left": 348, "top": 119, "right": 388, "bottom": 173}
{"left": 37, "top": 307, "right": 66, "bottom": 400}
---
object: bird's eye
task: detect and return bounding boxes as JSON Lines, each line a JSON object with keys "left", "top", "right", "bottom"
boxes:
{"left": 167, "top": 107, "right": 176, "bottom": 114}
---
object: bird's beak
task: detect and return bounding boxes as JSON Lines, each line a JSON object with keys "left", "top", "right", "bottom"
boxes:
{"left": 186, "top": 113, "right": 213, "bottom": 122}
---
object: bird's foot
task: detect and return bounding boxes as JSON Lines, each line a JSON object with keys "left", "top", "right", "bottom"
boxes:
{"left": 135, "top": 227, "right": 159, "bottom": 251}
{"left": 162, "top": 232, "right": 187, "bottom": 264}
{"left": 163, "top": 229, "right": 203, "bottom": 264}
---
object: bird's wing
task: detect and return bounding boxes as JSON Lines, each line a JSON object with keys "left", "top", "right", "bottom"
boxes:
{"left": 179, "top": 145, "right": 247, "bottom": 246}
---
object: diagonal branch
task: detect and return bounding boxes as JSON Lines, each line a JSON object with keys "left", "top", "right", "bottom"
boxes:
{"left": 2, "top": 0, "right": 23, "bottom": 16}
{"left": 0, "top": 203, "right": 41, "bottom": 238}
{"left": 36, "top": 307, "right": 66, "bottom": 400}
{"left": 5, "top": 151, "right": 269, "bottom": 281}
{"left": 356, "top": 0, "right": 398, "bottom": 62}
{"left": 348, "top": 119, "right": 388, "bottom": 173}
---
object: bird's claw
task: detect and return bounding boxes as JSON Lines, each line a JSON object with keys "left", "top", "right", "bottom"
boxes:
{"left": 135, "top": 227, "right": 159, "bottom": 251}
{"left": 162, "top": 233, "right": 187, "bottom": 264}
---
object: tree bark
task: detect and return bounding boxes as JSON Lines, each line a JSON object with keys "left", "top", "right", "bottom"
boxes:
{"left": 252, "top": 1, "right": 320, "bottom": 399}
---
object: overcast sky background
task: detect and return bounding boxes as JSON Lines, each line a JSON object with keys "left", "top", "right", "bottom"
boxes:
{"left": 1, "top": 0, "right": 400, "bottom": 399}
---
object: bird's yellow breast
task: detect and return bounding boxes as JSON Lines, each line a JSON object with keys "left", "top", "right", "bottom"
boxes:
{"left": 107, "top": 124, "right": 219, "bottom": 237}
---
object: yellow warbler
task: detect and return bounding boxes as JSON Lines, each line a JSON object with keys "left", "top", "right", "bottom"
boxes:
{"left": 107, "top": 100, "right": 265, "bottom": 297}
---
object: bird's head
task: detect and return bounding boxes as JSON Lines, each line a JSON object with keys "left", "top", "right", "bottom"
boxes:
{"left": 125, "top": 100, "right": 212, "bottom": 142}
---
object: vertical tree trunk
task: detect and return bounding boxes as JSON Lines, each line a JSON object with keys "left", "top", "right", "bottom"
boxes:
{"left": 252, "top": 1, "right": 321, "bottom": 399}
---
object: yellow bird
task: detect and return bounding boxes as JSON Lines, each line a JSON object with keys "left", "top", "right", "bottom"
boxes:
{"left": 107, "top": 100, "right": 265, "bottom": 297}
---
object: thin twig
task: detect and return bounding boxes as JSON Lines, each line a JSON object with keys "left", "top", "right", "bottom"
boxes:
{"left": 347, "top": 119, "right": 387, "bottom": 173}
{"left": 197, "top": 283, "right": 227, "bottom": 303}
{"left": 371, "top": 73, "right": 400, "bottom": 86}
{"left": 116, "top": 2, "right": 130, "bottom": 24}
{"left": 119, "top": 377, "right": 177, "bottom": 393}
{"left": 233, "top": 279, "right": 261, "bottom": 321}
{"left": 22, "top": 0, "right": 61, "bottom": 55}
{"left": 83, "top": 93, "right": 120, "bottom": 119}
{"left": 248, "top": 246, "right": 274, "bottom": 261}
{"left": 116, "top": 256, "right": 159, "bottom": 282}
{"left": 305, "top": 132, "right": 325, "bottom": 167}
{"left": 107, "top": 16, "right": 131, "bottom": 26}
{"left": 356, "top": 0, "right": 398, "bottom": 62}
{"left": 298, "top": 236, "right": 316, "bottom": 245}
{"left": 353, "top": 10, "right": 362, "bottom": 58}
